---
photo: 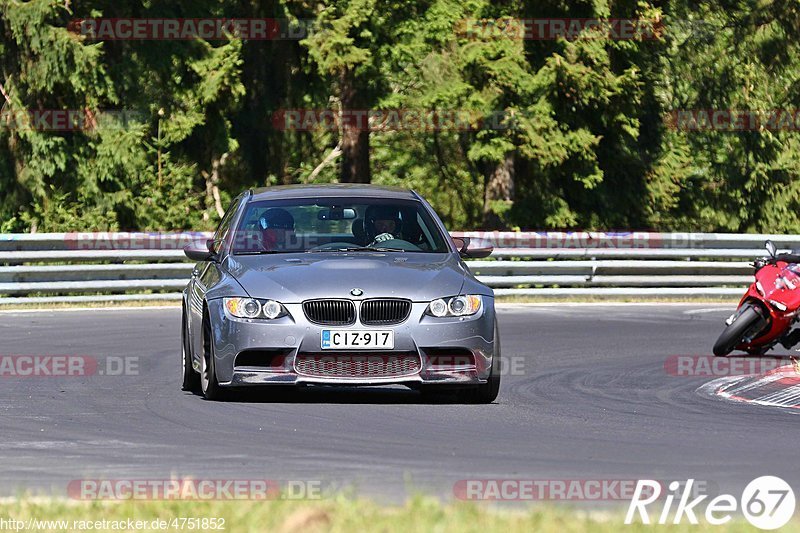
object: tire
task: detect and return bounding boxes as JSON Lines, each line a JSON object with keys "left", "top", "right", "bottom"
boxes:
{"left": 459, "top": 319, "right": 502, "bottom": 404}
{"left": 200, "top": 311, "right": 227, "bottom": 401}
{"left": 181, "top": 307, "right": 200, "bottom": 392}
{"left": 713, "top": 305, "right": 766, "bottom": 357}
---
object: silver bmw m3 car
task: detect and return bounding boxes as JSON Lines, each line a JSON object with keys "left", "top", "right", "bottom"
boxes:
{"left": 181, "top": 184, "right": 500, "bottom": 402}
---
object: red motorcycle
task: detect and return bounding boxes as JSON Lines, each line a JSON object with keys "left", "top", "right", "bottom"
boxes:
{"left": 713, "top": 240, "right": 800, "bottom": 356}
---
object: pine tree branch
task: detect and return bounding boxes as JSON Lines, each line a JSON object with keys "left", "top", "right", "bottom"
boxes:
{"left": 306, "top": 142, "right": 342, "bottom": 183}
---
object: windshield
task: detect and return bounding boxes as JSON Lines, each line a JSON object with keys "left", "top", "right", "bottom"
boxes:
{"left": 231, "top": 197, "right": 450, "bottom": 254}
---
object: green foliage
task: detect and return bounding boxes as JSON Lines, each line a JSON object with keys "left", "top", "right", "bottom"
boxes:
{"left": 1, "top": 0, "right": 799, "bottom": 232}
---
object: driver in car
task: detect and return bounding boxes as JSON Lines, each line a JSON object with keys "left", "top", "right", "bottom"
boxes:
{"left": 364, "top": 205, "right": 403, "bottom": 245}
{"left": 256, "top": 208, "right": 296, "bottom": 251}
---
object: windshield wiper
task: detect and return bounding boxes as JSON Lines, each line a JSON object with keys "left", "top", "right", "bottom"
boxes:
{"left": 234, "top": 250, "right": 289, "bottom": 255}
{"left": 307, "top": 246, "right": 406, "bottom": 253}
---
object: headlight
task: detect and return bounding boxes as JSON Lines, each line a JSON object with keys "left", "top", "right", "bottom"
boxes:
{"left": 426, "top": 295, "right": 482, "bottom": 317}
{"left": 224, "top": 298, "right": 288, "bottom": 320}
{"left": 756, "top": 281, "right": 765, "bottom": 296}
{"left": 769, "top": 299, "right": 788, "bottom": 312}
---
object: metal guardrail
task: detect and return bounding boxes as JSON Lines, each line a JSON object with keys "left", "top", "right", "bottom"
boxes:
{"left": 0, "top": 231, "right": 795, "bottom": 303}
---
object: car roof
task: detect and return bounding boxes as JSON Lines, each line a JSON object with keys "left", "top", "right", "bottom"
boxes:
{"left": 248, "top": 184, "right": 418, "bottom": 201}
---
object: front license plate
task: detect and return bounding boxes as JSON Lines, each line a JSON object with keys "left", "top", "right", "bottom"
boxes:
{"left": 321, "top": 330, "right": 394, "bottom": 350}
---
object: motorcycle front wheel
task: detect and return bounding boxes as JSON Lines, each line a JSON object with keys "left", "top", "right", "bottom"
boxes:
{"left": 713, "top": 304, "right": 767, "bottom": 357}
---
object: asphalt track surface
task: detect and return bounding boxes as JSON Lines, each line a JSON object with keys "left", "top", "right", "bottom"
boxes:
{"left": 1, "top": 304, "right": 799, "bottom": 504}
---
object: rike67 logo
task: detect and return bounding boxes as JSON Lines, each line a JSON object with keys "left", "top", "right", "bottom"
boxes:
{"left": 626, "top": 476, "right": 796, "bottom": 530}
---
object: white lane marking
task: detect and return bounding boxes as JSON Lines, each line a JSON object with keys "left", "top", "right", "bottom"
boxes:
{"left": 734, "top": 396, "right": 800, "bottom": 411}
{"left": 497, "top": 302, "right": 730, "bottom": 308}
{"left": 700, "top": 367, "right": 800, "bottom": 412}
{"left": 0, "top": 305, "right": 180, "bottom": 314}
{"left": 683, "top": 307, "right": 735, "bottom": 315}
{"left": 756, "top": 384, "right": 800, "bottom": 406}
{"left": 496, "top": 303, "right": 732, "bottom": 313}
{"left": 723, "top": 372, "right": 786, "bottom": 396}
{"left": 698, "top": 376, "right": 748, "bottom": 399}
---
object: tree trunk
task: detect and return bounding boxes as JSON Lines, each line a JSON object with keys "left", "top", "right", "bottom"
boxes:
{"left": 482, "top": 153, "right": 515, "bottom": 229}
{"left": 339, "top": 69, "right": 370, "bottom": 183}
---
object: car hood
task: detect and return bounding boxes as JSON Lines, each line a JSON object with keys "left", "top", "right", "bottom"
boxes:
{"left": 225, "top": 252, "right": 467, "bottom": 303}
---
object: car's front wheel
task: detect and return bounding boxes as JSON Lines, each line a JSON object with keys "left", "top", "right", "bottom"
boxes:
{"left": 181, "top": 306, "right": 200, "bottom": 392}
{"left": 459, "top": 319, "right": 501, "bottom": 404}
{"left": 200, "top": 311, "right": 227, "bottom": 401}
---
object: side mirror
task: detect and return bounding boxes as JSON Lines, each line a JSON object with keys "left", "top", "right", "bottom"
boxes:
{"left": 452, "top": 236, "right": 468, "bottom": 254}
{"left": 452, "top": 236, "right": 493, "bottom": 259}
{"left": 765, "top": 240, "right": 777, "bottom": 258}
{"left": 184, "top": 240, "right": 216, "bottom": 262}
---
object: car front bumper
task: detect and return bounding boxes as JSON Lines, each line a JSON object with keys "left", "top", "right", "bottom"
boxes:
{"left": 206, "top": 299, "right": 496, "bottom": 388}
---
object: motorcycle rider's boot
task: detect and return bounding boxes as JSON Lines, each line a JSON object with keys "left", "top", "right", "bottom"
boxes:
{"left": 780, "top": 329, "right": 800, "bottom": 349}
